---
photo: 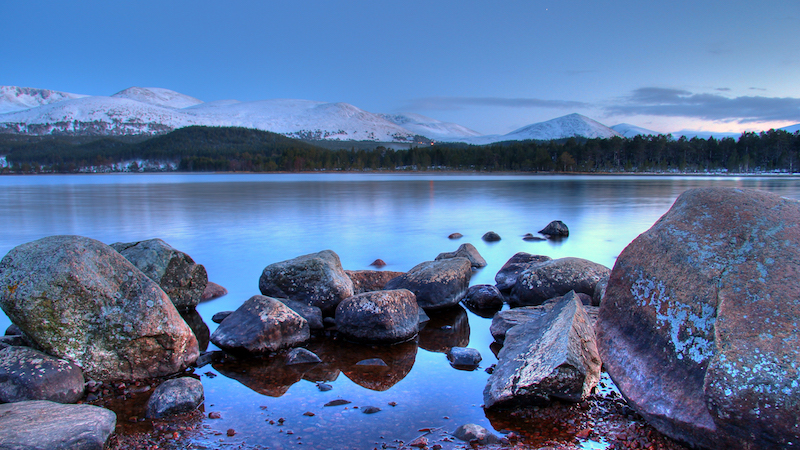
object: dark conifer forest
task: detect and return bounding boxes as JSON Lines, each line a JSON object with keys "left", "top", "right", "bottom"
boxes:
{"left": 1, "top": 126, "right": 799, "bottom": 174}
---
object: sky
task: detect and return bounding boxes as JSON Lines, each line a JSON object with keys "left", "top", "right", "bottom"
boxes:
{"left": 3, "top": 0, "right": 800, "bottom": 136}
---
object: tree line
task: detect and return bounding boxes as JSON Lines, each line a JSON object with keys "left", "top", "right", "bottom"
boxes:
{"left": 1, "top": 126, "right": 799, "bottom": 174}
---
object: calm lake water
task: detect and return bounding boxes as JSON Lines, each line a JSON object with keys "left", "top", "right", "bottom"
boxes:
{"left": 1, "top": 173, "right": 800, "bottom": 448}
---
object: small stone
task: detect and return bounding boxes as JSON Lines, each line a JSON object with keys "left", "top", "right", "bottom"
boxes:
{"left": 211, "top": 311, "right": 233, "bottom": 324}
{"left": 370, "top": 259, "right": 387, "bottom": 267}
{"left": 409, "top": 436, "right": 428, "bottom": 448}
{"left": 361, "top": 406, "right": 381, "bottom": 414}
{"left": 317, "top": 383, "right": 332, "bottom": 391}
{"left": 324, "top": 399, "right": 351, "bottom": 407}
{"left": 448, "top": 233, "right": 463, "bottom": 239}
{"left": 227, "top": 428, "right": 236, "bottom": 436}
{"left": 482, "top": 231, "right": 501, "bottom": 242}
{"left": 303, "top": 411, "right": 315, "bottom": 416}
{"left": 209, "top": 411, "right": 222, "bottom": 419}
{"left": 388, "top": 401, "right": 397, "bottom": 407}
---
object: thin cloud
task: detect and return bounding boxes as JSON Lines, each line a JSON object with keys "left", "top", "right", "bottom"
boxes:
{"left": 715, "top": 87, "right": 731, "bottom": 92}
{"left": 401, "top": 96, "right": 588, "bottom": 111}
{"left": 606, "top": 87, "right": 800, "bottom": 123}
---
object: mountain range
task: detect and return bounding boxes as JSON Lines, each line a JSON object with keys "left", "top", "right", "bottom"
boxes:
{"left": 0, "top": 86, "right": 794, "bottom": 143}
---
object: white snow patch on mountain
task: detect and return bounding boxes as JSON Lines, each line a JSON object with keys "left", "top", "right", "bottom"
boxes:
{"left": 112, "top": 87, "right": 203, "bottom": 109}
{"left": 378, "top": 113, "right": 482, "bottom": 140}
{"left": 0, "top": 86, "right": 87, "bottom": 114}
{"left": 451, "top": 113, "right": 621, "bottom": 144}
{"left": 611, "top": 123, "right": 663, "bottom": 138}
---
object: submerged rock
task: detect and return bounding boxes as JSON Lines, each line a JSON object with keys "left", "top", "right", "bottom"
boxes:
{"left": 384, "top": 258, "right": 472, "bottom": 310}
{"left": 0, "top": 346, "right": 85, "bottom": 404}
{"left": 484, "top": 291, "right": 600, "bottom": 409}
{"left": 210, "top": 295, "right": 310, "bottom": 354}
{"left": 0, "top": 235, "right": 199, "bottom": 381}
{"left": 598, "top": 187, "right": 800, "bottom": 450}
{"left": 509, "top": 257, "right": 609, "bottom": 307}
{"left": 0, "top": 400, "right": 116, "bottom": 450}
{"left": 435, "top": 243, "right": 487, "bottom": 268}
{"left": 447, "top": 347, "right": 482, "bottom": 370}
{"left": 111, "top": 238, "right": 208, "bottom": 310}
{"left": 453, "top": 423, "right": 499, "bottom": 444}
{"left": 259, "top": 250, "right": 354, "bottom": 316}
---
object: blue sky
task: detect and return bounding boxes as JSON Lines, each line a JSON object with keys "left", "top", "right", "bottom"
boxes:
{"left": 4, "top": 0, "right": 800, "bottom": 135}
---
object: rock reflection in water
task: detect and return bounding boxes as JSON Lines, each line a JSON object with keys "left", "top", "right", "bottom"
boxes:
{"left": 418, "top": 305, "right": 470, "bottom": 353}
{"left": 180, "top": 309, "right": 209, "bottom": 352}
{"left": 213, "top": 355, "right": 313, "bottom": 397}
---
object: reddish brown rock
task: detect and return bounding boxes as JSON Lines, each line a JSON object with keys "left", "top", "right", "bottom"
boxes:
{"left": 201, "top": 281, "right": 228, "bottom": 301}
{"left": 369, "top": 259, "right": 387, "bottom": 267}
{"left": 346, "top": 270, "right": 405, "bottom": 295}
{"left": 598, "top": 188, "right": 800, "bottom": 450}
{"left": 335, "top": 289, "right": 419, "bottom": 344}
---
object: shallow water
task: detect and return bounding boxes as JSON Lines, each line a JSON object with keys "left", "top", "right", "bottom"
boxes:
{"left": 1, "top": 173, "right": 799, "bottom": 448}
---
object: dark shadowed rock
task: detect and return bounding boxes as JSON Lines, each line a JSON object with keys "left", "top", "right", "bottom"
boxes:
{"left": 482, "top": 231, "right": 501, "bottom": 242}
{"left": 418, "top": 305, "right": 470, "bottom": 353}
{"left": 598, "top": 187, "right": 800, "bottom": 450}
{"left": 335, "top": 289, "right": 419, "bottom": 344}
{"left": 448, "top": 233, "right": 463, "bottom": 239}
{"left": 484, "top": 291, "right": 600, "bottom": 409}
{"left": 5, "top": 324, "right": 22, "bottom": 336}
{"left": 111, "top": 238, "right": 208, "bottom": 310}
{"left": 346, "top": 270, "right": 405, "bottom": 295}
{"left": 447, "top": 347, "right": 482, "bottom": 370}
{"left": 0, "top": 235, "right": 199, "bottom": 381}
{"left": 0, "top": 346, "right": 84, "bottom": 404}
{"left": 145, "top": 377, "right": 204, "bottom": 419}
{"left": 384, "top": 258, "right": 472, "bottom": 310}
{"left": 509, "top": 257, "right": 609, "bottom": 307}
{"left": 592, "top": 273, "right": 609, "bottom": 306}
{"left": 0, "top": 400, "right": 116, "bottom": 450}
{"left": 463, "top": 284, "right": 504, "bottom": 310}
{"left": 276, "top": 297, "right": 324, "bottom": 331}
{"left": 538, "top": 220, "right": 569, "bottom": 237}
{"left": 180, "top": 308, "right": 210, "bottom": 352}
{"left": 453, "top": 423, "right": 499, "bottom": 444}
{"left": 494, "top": 253, "right": 552, "bottom": 291}
{"left": 286, "top": 348, "right": 322, "bottom": 365}
{"left": 522, "top": 233, "right": 546, "bottom": 241}
{"left": 201, "top": 281, "right": 228, "bottom": 301}
{"left": 259, "top": 250, "right": 354, "bottom": 316}
{"left": 210, "top": 295, "right": 310, "bottom": 354}
{"left": 435, "top": 243, "right": 487, "bottom": 268}
{"left": 212, "top": 311, "right": 233, "bottom": 324}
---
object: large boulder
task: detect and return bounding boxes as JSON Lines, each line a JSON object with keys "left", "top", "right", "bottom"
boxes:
{"left": 0, "top": 346, "right": 85, "bottom": 404}
{"left": 275, "top": 297, "right": 324, "bottom": 331}
{"left": 484, "top": 291, "right": 600, "bottom": 409}
{"left": 259, "top": 250, "right": 354, "bottom": 315}
{"left": 0, "top": 400, "right": 116, "bottom": 450}
{"left": 489, "top": 303, "right": 556, "bottom": 343}
{"left": 111, "top": 238, "right": 208, "bottom": 310}
{"left": 210, "top": 295, "right": 310, "bottom": 354}
{"left": 0, "top": 236, "right": 199, "bottom": 381}
{"left": 435, "top": 243, "right": 487, "bottom": 268}
{"left": 384, "top": 258, "right": 472, "bottom": 310}
{"left": 598, "top": 188, "right": 800, "bottom": 450}
{"left": 494, "top": 253, "right": 552, "bottom": 291}
{"left": 509, "top": 257, "right": 609, "bottom": 307}
{"left": 335, "top": 289, "right": 419, "bottom": 344}
{"left": 346, "top": 270, "right": 405, "bottom": 294}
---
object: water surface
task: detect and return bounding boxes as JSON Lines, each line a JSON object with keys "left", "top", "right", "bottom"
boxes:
{"left": 1, "top": 173, "right": 799, "bottom": 448}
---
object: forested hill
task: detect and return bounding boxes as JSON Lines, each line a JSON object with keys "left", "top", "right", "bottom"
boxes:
{"left": 1, "top": 126, "right": 799, "bottom": 174}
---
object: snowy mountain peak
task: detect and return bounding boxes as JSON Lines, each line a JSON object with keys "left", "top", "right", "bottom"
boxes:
{"left": 0, "top": 86, "right": 86, "bottom": 114}
{"left": 111, "top": 87, "right": 203, "bottom": 109}
{"left": 379, "top": 113, "right": 482, "bottom": 140}
{"left": 611, "top": 123, "right": 663, "bottom": 138}
{"left": 505, "top": 113, "right": 621, "bottom": 141}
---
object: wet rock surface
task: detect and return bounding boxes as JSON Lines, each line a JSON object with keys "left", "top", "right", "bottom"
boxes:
{"left": 435, "top": 242, "right": 487, "bottom": 268}
{"left": 462, "top": 284, "right": 504, "bottom": 311}
{"left": 335, "top": 289, "right": 419, "bottom": 344}
{"left": 145, "top": 377, "right": 204, "bottom": 419}
{"left": 0, "top": 346, "right": 85, "bottom": 404}
{"left": 210, "top": 295, "right": 310, "bottom": 354}
{"left": 111, "top": 238, "right": 208, "bottom": 311}
{"left": 494, "top": 252, "right": 552, "bottom": 291}
{"left": 539, "top": 220, "right": 570, "bottom": 237}
{"left": 0, "top": 400, "right": 116, "bottom": 450}
{"left": 599, "top": 187, "right": 800, "bottom": 450}
{"left": 0, "top": 235, "right": 199, "bottom": 381}
{"left": 259, "top": 250, "right": 354, "bottom": 315}
{"left": 384, "top": 258, "right": 472, "bottom": 310}
{"left": 510, "top": 257, "right": 610, "bottom": 307}
{"left": 346, "top": 269, "right": 405, "bottom": 294}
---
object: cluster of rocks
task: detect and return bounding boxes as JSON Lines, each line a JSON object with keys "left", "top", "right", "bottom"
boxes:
{"left": 0, "top": 237, "right": 218, "bottom": 448}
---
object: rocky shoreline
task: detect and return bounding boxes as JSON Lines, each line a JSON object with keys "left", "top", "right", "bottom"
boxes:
{"left": 2, "top": 188, "right": 799, "bottom": 449}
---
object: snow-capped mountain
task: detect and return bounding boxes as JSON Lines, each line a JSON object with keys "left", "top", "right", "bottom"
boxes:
{"left": 0, "top": 86, "right": 86, "bottom": 114}
{"left": 611, "top": 123, "right": 662, "bottom": 138}
{"left": 111, "top": 87, "right": 203, "bottom": 109}
{"left": 378, "top": 113, "right": 482, "bottom": 141}
{"left": 452, "top": 113, "right": 621, "bottom": 144}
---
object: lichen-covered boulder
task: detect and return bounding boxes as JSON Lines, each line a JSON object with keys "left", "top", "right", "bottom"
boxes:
{"left": 0, "top": 400, "right": 116, "bottom": 450}
{"left": 346, "top": 270, "right": 405, "bottom": 294}
{"left": 111, "top": 238, "right": 208, "bottom": 310}
{"left": 494, "top": 253, "right": 552, "bottom": 291}
{"left": 259, "top": 250, "right": 354, "bottom": 316}
{"left": 0, "top": 236, "right": 199, "bottom": 381}
{"left": 509, "top": 257, "right": 609, "bottom": 307}
{"left": 384, "top": 258, "right": 472, "bottom": 310}
{"left": 335, "top": 289, "right": 419, "bottom": 344}
{"left": 484, "top": 291, "right": 600, "bottom": 409}
{"left": 435, "top": 243, "right": 487, "bottom": 268}
{"left": 0, "top": 346, "right": 85, "bottom": 404}
{"left": 210, "top": 295, "right": 310, "bottom": 354}
{"left": 598, "top": 188, "right": 800, "bottom": 450}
